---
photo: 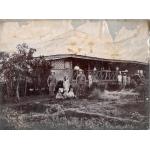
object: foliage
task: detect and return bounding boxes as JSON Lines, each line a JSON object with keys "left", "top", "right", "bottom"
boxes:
{"left": 0, "top": 43, "right": 52, "bottom": 101}
{"left": 29, "top": 56, "right": 52, "bottom": 92}
{"left": 0, "top": 43, "right": 36, "bottom": 101}
{"left": 0, "top": 51, "right": 9, "bottom": 62}
{"left": 30, "top": 56, "right": 52, "bottom": 79}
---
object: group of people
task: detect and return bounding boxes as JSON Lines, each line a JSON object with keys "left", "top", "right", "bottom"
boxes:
{"left": 47, "top": 71, "right": 76, "bottom": 99}
{"left": 47, "top": 69, "right": 88, "bottom": 99}
{"left": 117, "top": 72, "right": 131, "bottom": 89}
{"left": 117, "top": 70, "right": 145, "bottom": 90}
{"left": 47, "top": 69, "right": 145, "bottom": 99}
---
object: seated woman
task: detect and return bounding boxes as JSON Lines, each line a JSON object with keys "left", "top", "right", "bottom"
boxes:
{"left": 67, "top": 87, "right": 76, "bottom": 98}
{"left": 54, "top": 80, "right": 63, "bottom": 94}
{"left": 63, "top": 86, "right": 76, "bottom": 99}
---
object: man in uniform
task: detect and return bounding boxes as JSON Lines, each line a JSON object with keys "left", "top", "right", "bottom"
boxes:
{"left": 122, "top": 73, "right": 127, "bottom": 89}
{"left": 76, "top": 69, "right": 86, "bottom": 98}
{"left": 117, "top": 71, "right": 122, "bottom": 90}
{"left": 47, "top": 71, "right": 57, "bottom": 97}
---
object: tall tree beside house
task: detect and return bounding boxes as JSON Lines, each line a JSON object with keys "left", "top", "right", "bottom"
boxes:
{"left": 0, "top": 52, "right": 9, "bottom": 103}
{"left": 30, "top": 56, "right": 52, "bottom": 94}
{"left": 0, "top": 52, "right": 9, "bottom": 62}
{"left": 16, "top": 43, "right": 36, "bottom": 97}
{"left": 0, "top": 43, "right": 36, "bottom": 102}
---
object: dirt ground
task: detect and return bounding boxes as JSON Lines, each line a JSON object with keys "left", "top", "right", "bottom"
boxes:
{"left": 0, "top": 90, "right": 149, "bottom": 130}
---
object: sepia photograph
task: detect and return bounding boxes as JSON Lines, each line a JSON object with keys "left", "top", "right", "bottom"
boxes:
{"left": 0, "top": 19, "right": 149, "bottom": 129}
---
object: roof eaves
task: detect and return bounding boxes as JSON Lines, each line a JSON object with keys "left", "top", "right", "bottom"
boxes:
{"left": 39, "top": 54, "right": 148, "bottom": 65}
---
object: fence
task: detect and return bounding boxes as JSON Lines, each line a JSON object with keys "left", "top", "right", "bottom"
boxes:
{"left": 72, "top": 70, "right": 118, "bottom": 81}
{"left": 94, "top": 70, "right": 118, "bottom": 81}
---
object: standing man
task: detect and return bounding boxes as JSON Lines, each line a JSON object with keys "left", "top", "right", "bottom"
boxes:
{"left": 117, "top": 71, "right": 122, "bottom": 90}
{"left": 92, "top": 69, "right": 98, "bottom": 87}
{"left": 76, "top": 69, "right": 86, "bottom": 97}
{"left": 122, "top": 73, "right": 127, "bottom": 89}
{"left": 126, "top": 74, "right": 131, "bottom": 88}
{"left": 47, "top": 71, "right": 57, "bottom": 97}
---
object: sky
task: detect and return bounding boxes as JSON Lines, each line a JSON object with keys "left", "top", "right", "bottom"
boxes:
{"left": 0, "top": 20, "right": 149, "bottom": 63}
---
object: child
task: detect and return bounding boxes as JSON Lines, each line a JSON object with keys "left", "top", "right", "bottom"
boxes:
{"left": 56, "top": 88, "right": 64, "bottom": 99}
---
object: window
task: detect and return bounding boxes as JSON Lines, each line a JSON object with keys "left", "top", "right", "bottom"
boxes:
{"left": 64, "top": 61, "right": 70, "bottom": 69}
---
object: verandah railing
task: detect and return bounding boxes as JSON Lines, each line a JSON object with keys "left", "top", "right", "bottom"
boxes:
{"left": 93, "top": 70, "right": 117, "bottom": 81}
{"left": 72, "top": 70, "right": 118, "bottom": 82}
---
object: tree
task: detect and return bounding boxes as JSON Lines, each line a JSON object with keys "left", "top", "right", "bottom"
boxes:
{"left": 0, "top": 52, "right": 9, "bottom": 61}
{"left": 30, "top": 56, "right": 52, "bottom": 94}
{"left": 0, "top": 43, "right": 36, "bottom": 102}
{"left": 0, "top": 43, "right": 52, "bottom": 101}
{"left": 0, "top": 52, "right": 9, "bottom": 103}
{"left": 16, "top": 43, "right": 36, "bottom": 97}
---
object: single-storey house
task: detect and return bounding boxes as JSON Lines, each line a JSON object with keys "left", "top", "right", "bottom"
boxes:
{"left": 44, "top": 54, "right": 148, "bottom": 84}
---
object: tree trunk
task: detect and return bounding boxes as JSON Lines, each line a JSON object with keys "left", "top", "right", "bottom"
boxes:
{"left": 16, "top": 80, "right": 20, "bottom": 102}
{"left": 24, "top": 77, "right": 27, "bottom": 96}
{"left": 38, "top": 75, "right": 41, "bottom": 95}
{"left": 6, "top": 81, "right": 11, "bottom": 98}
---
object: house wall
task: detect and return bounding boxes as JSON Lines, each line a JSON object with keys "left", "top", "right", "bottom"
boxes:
{"left": 51, "top": 59, "right": 73, "bottom": 81}
{"left": 49, "top": 57, "right": 148, "bottom": 83}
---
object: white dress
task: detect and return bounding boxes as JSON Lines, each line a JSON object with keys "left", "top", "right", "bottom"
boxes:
{"left": 67, "top": 90, "right": 75, "bottom": 98}
{"left": 117, "top": 74, "right": 122, "bottom": 83}
{"left": 63, "top": 79, "right": 70, "bottom": 92}
{"left": 88, "top": 75, "right": 93, "bottom": 88}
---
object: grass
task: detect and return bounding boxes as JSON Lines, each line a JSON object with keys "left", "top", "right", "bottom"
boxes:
{"left": 0, "top": 90, "right": 149, "bottom": 130}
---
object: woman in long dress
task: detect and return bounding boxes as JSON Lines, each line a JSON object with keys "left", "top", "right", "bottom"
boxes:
{"left": 88, "top": 72, "right": 93, "bottom": 88}
{"left": 63, "top": 76, "right": 70, "bottom": 93}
